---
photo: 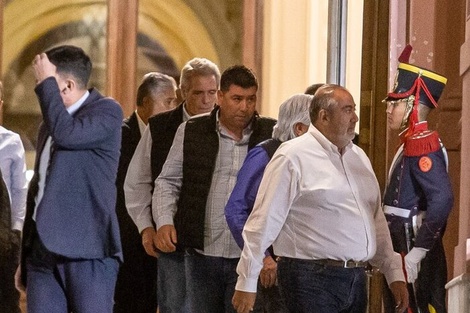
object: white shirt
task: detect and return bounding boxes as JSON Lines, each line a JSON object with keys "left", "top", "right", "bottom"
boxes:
{"left": 236, "top": 125, "right": 404, "bottom": 292}
{"left": 0, "top": 126, "right": 27, "bottom": 230}
{"left": 124, "top": 105, "right": 192, "bottom": 233}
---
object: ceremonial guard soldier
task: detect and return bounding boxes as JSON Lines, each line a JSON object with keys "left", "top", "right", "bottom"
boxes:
{"left": 382, "top": 45, "right": 454, "bottom": 313}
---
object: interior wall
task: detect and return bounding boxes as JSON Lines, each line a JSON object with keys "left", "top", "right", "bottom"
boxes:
{"left": 261, "top": 0, "right": 364, "bottom": 119}
{"left": 1, "top": 0, "right": 244, "bottom": 170}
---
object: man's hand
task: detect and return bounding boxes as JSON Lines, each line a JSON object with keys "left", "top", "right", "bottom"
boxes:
{"left": 141, "top": 227, "right": 159, "bottom": 258}
{"left": 156, "top": 224, "right": 177, "bottom": 252}
{"left": 32, "top": 53, "right": 56, "bottom": 84}
{"left": 404, "top": 247, "right": 427, "bottom": 283}
{"left": 232, "top": 290, "right": 256, "bottom": 313}
{"left": 389, "top": 281, "right": 409, "bottom": 313}
{"left": 15, "top": 265, "right": 25, "bottom": 293}
{"left": 259, "top": 255, "right": 277, "bottom": 288}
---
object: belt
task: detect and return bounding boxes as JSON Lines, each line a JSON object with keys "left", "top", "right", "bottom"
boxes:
{"left": 313, "top": 259, "right": 368, "bottom": 268}
{"left": 281, "top": 257, "right": 368, "bottom": 268}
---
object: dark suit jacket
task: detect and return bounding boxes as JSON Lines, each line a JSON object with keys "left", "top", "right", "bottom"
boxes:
{"left": 22, "top": 77, "right": 123, "bottom": 274}
{"left": 115, "top": 112, "right": 143, "bottom": 251}
{"left": 116, "top": 112, "right": 141, "bottom": 219}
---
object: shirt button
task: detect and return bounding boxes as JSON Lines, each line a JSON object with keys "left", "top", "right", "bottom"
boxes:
{"left": 393, "top": 200, "right": 398, "bottom": 205}
{"left": 395, "top": 188, "right": 399, "bottom": 193}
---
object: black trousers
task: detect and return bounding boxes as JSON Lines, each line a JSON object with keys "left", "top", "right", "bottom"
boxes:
{"left": 383, "top": 234, "right": 447, "bottom": 313}
{"left": 0, "top": 230, "right": 21, "bottom": 313}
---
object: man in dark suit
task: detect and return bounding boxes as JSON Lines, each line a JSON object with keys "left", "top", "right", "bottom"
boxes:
{"left": 114, "top": 72, "right": 177, "bottom": 313}
{"left": 20, "top": 45, "right": 123, "bottom": 313}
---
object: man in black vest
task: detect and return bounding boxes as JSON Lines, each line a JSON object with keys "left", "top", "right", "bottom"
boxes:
{"left": 153, "top": 65, "right": 276, "bottom": 313}
{"left": 125, "top": 58, "right": 220, "bottom": 313}
{"left": 114, "top": 72, "right": 177, "bottom": 313}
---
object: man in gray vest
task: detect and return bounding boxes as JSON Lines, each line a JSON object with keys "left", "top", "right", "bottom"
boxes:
{"left": 125, "top": 58, "right": 220, "bottom": 312}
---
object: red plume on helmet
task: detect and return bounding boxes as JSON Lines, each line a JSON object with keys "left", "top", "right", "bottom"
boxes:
{"left": 398, "top": 44, "right": 413, "bottom": 63}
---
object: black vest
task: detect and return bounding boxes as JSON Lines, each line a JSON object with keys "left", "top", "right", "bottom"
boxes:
{"left": 174, "top": 107, "right": 276, "bottom": 249}
{"left": 148, "top": 103, "right": 185, "bottom": 182}
{"left": 259, "top": 138, "right": 282, "bottom": 158}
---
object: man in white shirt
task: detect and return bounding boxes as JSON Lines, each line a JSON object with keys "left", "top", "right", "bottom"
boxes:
{"left": 0, "top": 81, "right": 28, "bottom": 313}
{"left": 233, "top": 84, "right": 409, "bottom": 313}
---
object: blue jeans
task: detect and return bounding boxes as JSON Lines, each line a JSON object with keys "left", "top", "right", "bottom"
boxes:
{"left": 157, "top": 251, "right": 189, "bottom": 313}
{"left": 253, "top": 281, "right": 289, "bottom": 313}
{"left": 185, "top": 249, "right": 238, "bottom": 313}
{"left": 277, "top": 258, "right": 367, "bottom": 313}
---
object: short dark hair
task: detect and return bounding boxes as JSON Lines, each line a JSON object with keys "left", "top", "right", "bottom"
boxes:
{"left": 220, "top": 65, "right": 258, "bottom": 92}
{"left": 304, "top": 83, "right": 325, "bottom": 96}
{"left": 45, "top": 45, "right": 92, "bottom": 89}
{"left": 136, "top": 72, "right": 176, "bottom": 107}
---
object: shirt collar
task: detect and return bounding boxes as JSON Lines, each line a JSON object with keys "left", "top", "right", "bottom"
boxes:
{"left": 67, "top": 90, "right": 90, "bottom": 115}
{"left": 399, "top": 121, "right": 429, "bottom": 142}
{"left": 135, "top": 110, "right": 147, "bottom": 135}
{"left": 308, "top": 124, "right": 353, "bottom": 155}
{"left": 182, "top": 103, "right": 191, "bottom": 122}
{"left": 216, "top": 111, "right": 253, "bottom": 143}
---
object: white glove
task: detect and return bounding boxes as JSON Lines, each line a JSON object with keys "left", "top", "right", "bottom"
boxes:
{"left": 404, "top": 247, "right": 427, "bottom": 283}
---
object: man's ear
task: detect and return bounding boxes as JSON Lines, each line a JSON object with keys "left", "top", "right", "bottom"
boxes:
{"left": 217, "top": 90, "right": 224, "bottom": 105}
{"left": 66, "top": 79, "right": 76, "bottom": 91}
{"left": 293, "top": 122, "right": 307, "bottom": 137}
{"left": 318, "top": 108, "right": 330, "bottom": 124}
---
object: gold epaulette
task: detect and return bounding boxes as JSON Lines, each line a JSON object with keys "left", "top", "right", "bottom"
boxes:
{"left": 404, "top": 130, "right": 441, "bottom": 156}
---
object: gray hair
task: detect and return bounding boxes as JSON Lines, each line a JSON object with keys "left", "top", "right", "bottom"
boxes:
{"left": 179, "top": 58, "right": 220, "bottom": 96}
{"left": 272, "top": 94, "right": 313, "bottom": 142}
{"left": 136, "top": 72, "right": 177, "bottom": 107}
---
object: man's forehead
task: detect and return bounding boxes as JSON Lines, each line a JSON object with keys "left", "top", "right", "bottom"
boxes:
{"left": 224, "top": 84, "right": 257, "bottom": 94}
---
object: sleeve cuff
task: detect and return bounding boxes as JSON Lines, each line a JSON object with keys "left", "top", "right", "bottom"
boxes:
{"left": 384, "top": 268, "right": 407, "bottom": 286}
{"left": 136, "top": 219, "right": 155, "bottom": 234}
{"left": 235, "top": 276, "right": 259, "bottom": 293}
{"left": 11, "top": 219, "right": 24, "bottom": 232}
{"left": 156, "top": 216, "right": 175, "bottom": 229}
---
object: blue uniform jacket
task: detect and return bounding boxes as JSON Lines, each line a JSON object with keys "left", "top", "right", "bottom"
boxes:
{"left": 383, "top": 126, "right": 453, "bottom": 250}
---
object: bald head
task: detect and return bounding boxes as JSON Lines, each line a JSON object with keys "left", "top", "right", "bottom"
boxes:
{"left": 310, "top": 84, "right": 358, "bottom": 150}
